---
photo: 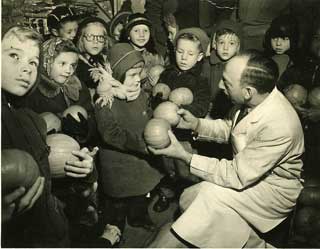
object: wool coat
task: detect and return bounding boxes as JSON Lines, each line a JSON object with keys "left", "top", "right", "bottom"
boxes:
{"left": 95, "top": 91, "right": 163, "bottom": 197}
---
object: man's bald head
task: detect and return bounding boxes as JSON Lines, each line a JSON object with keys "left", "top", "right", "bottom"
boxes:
{"left": 229, "top": 51, "right": 279, "bottom": 94}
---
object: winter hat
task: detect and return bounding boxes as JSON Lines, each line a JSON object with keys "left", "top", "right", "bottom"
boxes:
{"left": 47, "top": 6, "right": 77, "bottom": 32}
{"left": 108, "top": 11, "right": 132, "bottom": 37}
{"left": 124, "top": 13, "right": 152, "bottom": 36}
{"left": 109, "top": 43, "right": 144, "bottom": 81}
{"left": 175, "top": 27, "right": 210, "bottom": 53}
{"left": 78, "top": 16, "right": 108, "bottom": 33}
{"left": 212, "top": 19, "right": 242, "bottom": 41}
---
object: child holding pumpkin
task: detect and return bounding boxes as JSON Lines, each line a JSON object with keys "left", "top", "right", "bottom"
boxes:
{"left": 95, "top": 43, "right": 163, "bottom": 232}
{"left": 1, "top": 25, "right": 87, "bottom": 247}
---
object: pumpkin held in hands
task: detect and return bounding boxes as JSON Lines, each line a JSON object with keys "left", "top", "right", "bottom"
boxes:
{"left": 308, "top": 87, "right": 320, "bottom": 108}
{"left": 144, "top": 118, "right": 171, "bottom": 149}
{"left": 153, "top": 101, "right": 180, "bottom": 126}
{"left": 1, "top": 149, "right": 40, "bottom": 194}
{"left": 169, "top": 87, "right": 194, "bottom": 106}
{"left": 46, "top": 134, "right": 80, "bottom": 178}
{"left": 152, "top": 83, "right": 171, "bottom": 100}
{"left": 40, "top": 112, "right": 61, "bottom": 133}
{"left": 284, "top": 84, "right": 307, "bottom": 107}
{"left": 62, "top": 105, "right": 88, "bottom": 122}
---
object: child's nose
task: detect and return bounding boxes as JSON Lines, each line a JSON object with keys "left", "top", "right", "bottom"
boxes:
{"left": 181, "top": 52, "right": 188, "bottom": 60}
{"left": 139, "top": 30, "right": 144, "bottom": 37}
{"left": 223, "top": 43, "right": 229, "bottom": 50}
{"left": 276, "top": 38, "right": 282, "bottom": 46}
{"left": 20, "top": 63, "right": 32, "bottom": 74}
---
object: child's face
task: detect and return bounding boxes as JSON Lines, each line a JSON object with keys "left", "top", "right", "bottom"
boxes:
{"left": 49, "top": 52, "right": 78, "bottom": 85}
{"left": 2, "top": 35, "right": 39, "bottom": 96}
{"left": 59, "top": 21, "right": 78, "bottom": 41}
{"left": 311, "top": 27, "right": 320, "bottom": 59}
{"left": 175, "top": 38, "right": 203, "bottom": 71}
{"left": 168, "top": 25, "right": 177, "bottom": 43}
{"left": 83, "top": 23, "right": 106, "bottom": 56}
{"left": 271, "top": 37, "right": 290, "bottom": 55}
{"left": 215, "top": 34, "right": 240, "bottom": 61}
{"left": 129, "top": 24, "right": 150, "bottom": 48}
{"left": 123, "top": 62, "right": 144, "bottom": 87}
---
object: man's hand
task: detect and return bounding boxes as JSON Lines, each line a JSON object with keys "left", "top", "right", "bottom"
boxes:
{"left": 65, "top": 147, "right": 94, "bottom": 178}
{"left": 177, "top": 109, "right": 199, "bottom": 130}
{"left": 148, "top": 130, "right": 192, "bottom": 164}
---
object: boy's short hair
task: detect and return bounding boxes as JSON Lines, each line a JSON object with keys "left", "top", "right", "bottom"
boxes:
{"left": 212, "top": 20, "right": 242, "bottom": 42}
{"left": 175, "top": 27, "right": 209, "bottom": 53}
{"left": 47, "top": 6, "right": 77, "bottom": 33}
{"left": 2, "top": 25, "right": 43, "bottom": 45}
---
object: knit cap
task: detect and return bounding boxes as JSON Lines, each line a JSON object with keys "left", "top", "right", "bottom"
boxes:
{"left": 212, "top": 19, "right": 242, "bottom": 41}
{"left": 47, "top": 6, "right": 77, "bottom": 31}
{"left": 109, "top": 43, "right": 144, "bottom": 81}
{"left": 78, "top": 16, "right": 108, "bottom": 33}
{"left": 175, "top": 27, "right": 210, "bottom": 53}
{"left": 124, "top": 13, "right": 152, "bottom": 37}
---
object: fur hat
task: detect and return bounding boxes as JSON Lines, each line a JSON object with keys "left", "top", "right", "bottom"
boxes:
{"left": 175, "top": 27, "right": 210, "bottom": 53}
{"left": 47, "top": 6, "right": 77, "bottom": 32}
{"left": 212, "top": 19, "right": 242, "bottom": 41}
{"left": 109, "top": 43, "right": 144, "bottom": 81}
{"left": 124, "top": 13, "right": 152, "bottom": 36}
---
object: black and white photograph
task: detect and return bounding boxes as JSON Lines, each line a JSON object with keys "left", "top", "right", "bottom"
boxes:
{"left": 1, "top": 0, "right": 320, "bottom": 247}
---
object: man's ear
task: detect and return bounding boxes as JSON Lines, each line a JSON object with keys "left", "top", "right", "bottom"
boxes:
{"left": 243, "top": 86, "right": 256, "bottom": 101}
{"left": 197, "top": 52, "right": 204, "bottom": 62}
{"left": 51, "top": 29, "right": 59, "bottom": 37}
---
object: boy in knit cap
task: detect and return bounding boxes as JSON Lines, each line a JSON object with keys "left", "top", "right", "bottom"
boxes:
{"left": 47, "top": 6, "right": 79, "bottom": 41}
{"left": 203, "top": 19, "right": 242, "bottom": 119}
{"left": 95, "top": 43, "right": 162, "bottom": 232}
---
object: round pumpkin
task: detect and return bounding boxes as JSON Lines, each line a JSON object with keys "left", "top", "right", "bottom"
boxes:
{"left": 153, "top": 101, "right": 180, "bottom": 126}
{"left": 284, "top": 84, "right": 308, "bottom": 107}
{"left": 299, "top": 187, "right": 320, "bottom": 206}
{"left": 308, "top": 87, "right": 320, "bottom": 109}
{"left": 152, "top": 83, "right": 171, "bottom": 100}
{"left": 169, "top": 87, "right": 194, "bottom": 106}
{"left": 1, "top": 149, "right": 40, "bottom": 194}
{"left": 148, "top": 65, "right": 165, "bottom": 86}
{"left": 62, "top": 105, "right": 88, "bottom": 122}
{"left": 144, "top": 118, "right": 171, "bottom": 149}
{"left": 40, "top": 112, "right": 61, "bottom": 133}
{"left": 46, "top": 134, "right": 80, "bottom": 178}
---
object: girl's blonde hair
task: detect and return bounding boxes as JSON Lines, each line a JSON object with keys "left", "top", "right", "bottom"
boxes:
{"left": 76, "top": 22, "right": 108, "bottom": 54}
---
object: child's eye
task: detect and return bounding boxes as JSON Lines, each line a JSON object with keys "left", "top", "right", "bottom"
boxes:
{"left": 30, "top": 60, "right": 39, "bottom": 67}
{"left": 9, "top": 53, "right": 19, "bottom": 61}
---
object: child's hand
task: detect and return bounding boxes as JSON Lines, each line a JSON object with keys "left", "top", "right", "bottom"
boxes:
{"left": 100, "top": 224, "right": 122, "bottom": 245}
{"left": 65, "top": 147, "right": 94, "bottom": 178}
{"left": 89, "top": 65, "right": 113, "bottom": 83}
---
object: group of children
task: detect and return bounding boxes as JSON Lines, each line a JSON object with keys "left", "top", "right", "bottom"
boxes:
{"left": 1, "top": 4, "right": 320, "bottom": 247}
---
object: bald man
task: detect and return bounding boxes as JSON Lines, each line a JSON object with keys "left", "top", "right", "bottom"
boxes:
{"left": 148, "top": 51, "right": 304, "bottom": 248}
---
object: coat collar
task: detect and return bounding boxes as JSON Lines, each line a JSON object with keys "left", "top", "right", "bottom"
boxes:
{"left": 244, "top": 87, "right": 280, "bottom": 124}
{"left": 171, "top": 61, "right": 203, "bottom": 76}
{"left": 209, "top": 51, "right": 225, "bottom": 66}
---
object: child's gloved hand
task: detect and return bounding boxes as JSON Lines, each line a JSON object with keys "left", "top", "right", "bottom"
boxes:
{"left": 62, "top": 113, "right": 88, "bottom": 141}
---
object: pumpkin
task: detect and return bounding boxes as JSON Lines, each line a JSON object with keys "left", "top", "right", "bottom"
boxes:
{"left": 153, "top": 101, "right": 180, "bottom": 126}
{"left": 148, "top": 65, "right": 165, "bottom": 86}
{"left": 46, "top": 134, "right": 80, "bottom": 178}
{"left": 1, "top": 149, "right": 40, "bottom": 194}
{"left": 308, "top": 87, "right": 320, "bottom": 108}
{"left": 152, "top": 83, "right": 171, "bottom": 100}
{"left": 40, "top": 112, "right": 61, "bottom": 133}
{"left": 284, "top": 84, "right": 307, "bottom": 107}
{"left": 62, "top": 105, "right": 88, "bottom": 122}
{"left": 294, "top": 207, "right": 318, "bottom": 236}
{"left": 144, "top": 118, "right": 171, "bottom": 149}
{"left": 169, "top": 87, "right": 194, "bottom": 106}
{"left": 299, "top": 187, "right": 320, "bottom": 206}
